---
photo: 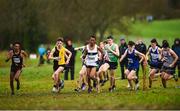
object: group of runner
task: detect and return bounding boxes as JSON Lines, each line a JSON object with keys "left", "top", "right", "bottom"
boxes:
{"left": 6, "top": 36, "right": 179, "bottom": 95}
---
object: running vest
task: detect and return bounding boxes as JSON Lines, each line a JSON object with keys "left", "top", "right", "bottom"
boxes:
{"left": 11, "top": 50, "right": 23, "bottom": 68}
{"left": 162, "top": 49, "right": 174, "bottom": 67}
{"left": 53, "top": 46, "right": 66, "bottom": 65}
{"left": 85, "top": 44, "right": 98, "bottom": 66}
{"left": 150, "top": 46, "right": 160, "bottom": 64}
{"left": 105, "top": 43, "right": 118, "bottom": 62}
{"left": 127, "top": 49, "right": 139, "bottom": 68}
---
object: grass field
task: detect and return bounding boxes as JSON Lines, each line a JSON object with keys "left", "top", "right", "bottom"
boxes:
{"left": 131, "top": 19, "right": 180, "bottom": 39}
{"left": 0, "top": 51, "right": 180, "bottom": 110}
{"left": 112, "top": 19, "right": 180, "bottom": 46}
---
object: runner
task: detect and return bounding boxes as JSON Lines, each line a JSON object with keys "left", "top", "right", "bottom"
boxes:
{"left": 120, "top": 41, "right": 146, "bottom": 91}
{"left": 161, "top": 40, "right": 178, "bottom": 88}
{"left": 82, "top": 35, "right": 103, "bottom": 93}
{"left": 98, "top": 41, "right": 109, "bottom": 86}
{"left": 49, "top": 38, "right": 72, "bottom": 93}
{"left": 146, "top": 38, "right": 162, "bottom": 88}
{"left": 97, "top": 36, "right": 119, "bottom": 92}
{"left": 74, "top": 41, "right": 89, "bottom": 92}
{"left": 5, "top": 42, "right": 28, "bottom": 95}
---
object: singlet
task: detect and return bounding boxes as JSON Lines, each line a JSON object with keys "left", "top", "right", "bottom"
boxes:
{"left": 150, "top": 46, "right": 160, "bottom": 64}
{"left": 126, "top": 49, "right": 139, "bottom": 69}
{"left": 53, "top": 46, "right": 66, "bottom": 65}
{"left": 162, "top": 49, "right": 174, "bottom": 67}
{"left": 105, "top": 43, "right": 118, "bottom": 62}
{"left": 11, "top": 50, "right": 23, "bottom": 68}
{"left": 85, "top": 44, "right": 98, "bottom": 67}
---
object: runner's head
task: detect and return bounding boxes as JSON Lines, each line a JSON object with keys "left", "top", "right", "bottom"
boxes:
{"left": 107, "top": 36, "right": 114, "bottom": 45}
{"left": 151, "top": 38, "right": 157, "bottom": 48}
{"left": 120, "top": 37, "right": 125, "bottom": 45}
{"left": 89, "top": 35, "right": 96, "bottom": 46}
{"left": 103, "top": 40, "right": 108, "bottom": 45}
{"left": 56, "top": 37, "right": 64, "bottom": 48}
{"left": 162, "top": 40, "right": 169, "bottom": 50}
{"left": 128, "top": 41, "right": 135, "bottom": 50}
{"left": 174, "top": 38, "right": 180, "bottom": 45}
{"left": 13, "top": 42, "right": 21, "bottom": 51}
{"left": 99, "top": 42, "right": 104, "bottom": 49}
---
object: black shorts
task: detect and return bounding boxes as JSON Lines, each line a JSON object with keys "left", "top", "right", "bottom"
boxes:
{"left": 86, "top": 65, "right": 97, "bottom": 69}
{"left": 106, "top": 61, "right": 118, "bottom": 70}
{"left": 161, "top": 66, "right": 175, "bottom": 75}
{"left": 127, "top": 66, "right": 138, "bottom": 72}
{"left": 148, "top": 60, "right": 163, "bottom": 69}
{"left": 11, "top": 65, "right": 22, "bottom": 73}
{"left": 97, "top": 60, "right": 105, "bottom": 71}
{"left": 53, "top": 64, "right": 66, "bottom": 71}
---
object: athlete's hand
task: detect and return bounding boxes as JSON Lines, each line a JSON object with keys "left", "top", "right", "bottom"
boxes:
{"left": 169, "top": 64, "right": 174, "bottom": 68}
{"left": 54, "top": 57, "right": 60, "bottom": 61}
{"left": 107, "top": 47, "right": 112, "bottom": 52}
{"left": 66, "top": 60, "right": 70, "bottom": 65}
{"left": 161, "top": 57, "right": 166, "bottom": 62}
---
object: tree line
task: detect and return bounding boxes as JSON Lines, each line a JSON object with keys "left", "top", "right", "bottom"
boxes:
{"left": 0, "top": 0, "right": 178, "bottom": 52}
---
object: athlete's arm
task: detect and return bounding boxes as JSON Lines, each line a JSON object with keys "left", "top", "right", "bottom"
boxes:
{"left": 97, "top": 46, "right": 104, "bottom": 60}
{"left": 135, "top": 50, "right": 146, "bottom": 63}
{"left": 169, "top": 49, "right": 178, "bottom": 67}
{"left": 160, "top": 48, "right": 165, "bottom": 62}
{"left": 5, "top": 50, "right": 13, "bottom": 62}
{"left": 145, "top": 48, "right": 150, "bottom": 61}
{"left": 82, "top": 46, "right": 88, "bottom": 60}
{"left": 108, "top": 44, "right": 119, "bottom": 57}
{"left": 75, "top": 46, "right": 85, "bottom": 51}
{"left": 21, "top": 50, "right": 28, "bottom": 67}
{"left": 48, "top": 47, "right": 59, "bottom": 60}
{"left": 21, "top": 50, "right": 28, "bottom": 58}
{"left": 158, "top": 48, "right": 162, "bottom": 60}
{"left": 65, "top": 48, "right": 72, "bottom": 64}
{"left": 119, "top": 49, "right": 127, "bottom": 62}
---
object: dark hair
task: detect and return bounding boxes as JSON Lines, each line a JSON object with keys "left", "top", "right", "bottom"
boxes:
{"left": 174, "top": 38, "right": 180, "bottom": 44}
{"left": 103, "top": 40, "right": 108, "bottom": 44}
{"left": 13, "top": 41, "right": 21, "bottom": 46}
{"left": 90, "top": 35, "right": 96, "bottom": 40}
{"left": 128, "top": 41, "right": 135, "bottom": 47}
{"left": 151, "top": 38, "right": 157, "bottom": 43}
{"left": 56, "top": 37, "right": 64, "bottom": 42}
{"left": 107, "top": 35, "right": 113, "bottom": 40}
{"left": 162, "top": 40, "right": 169, "bottom": 48}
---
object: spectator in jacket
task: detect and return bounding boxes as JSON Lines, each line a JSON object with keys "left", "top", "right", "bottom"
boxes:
{"left": 172, "top": 38, "right": 180, "bottom": 77}
{"left": 64, "top": 39, "right": 76, "bottom": 80}
{"left": 119, "top": 37, "right": 128, "bottom": 79}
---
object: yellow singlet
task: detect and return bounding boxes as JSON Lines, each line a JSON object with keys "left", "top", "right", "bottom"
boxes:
{"left": 58, "top": 46, "right": 66, "bottom": 65}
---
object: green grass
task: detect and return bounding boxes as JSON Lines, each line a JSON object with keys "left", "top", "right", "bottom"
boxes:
{"left": 129, "top": 19, "right": 180, "bottom": 45}
{"left": 131, "top": 19, "right": 180, "bottom": 38}
{"left": 0, "top": 51, "right": 180, "bottom": 110}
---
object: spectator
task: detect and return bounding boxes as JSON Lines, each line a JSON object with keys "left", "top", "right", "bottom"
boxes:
{"left": 38, "top": 44, "right": 46, "bottom": 66}
{"left": 64, "top": 39, "right": 76, "bottom": 80}
{"left": 119, "top": 37, "right": 128, "bottom": 79}
{"left": 172, "top": 38, "right": 180, "bottom": 77}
